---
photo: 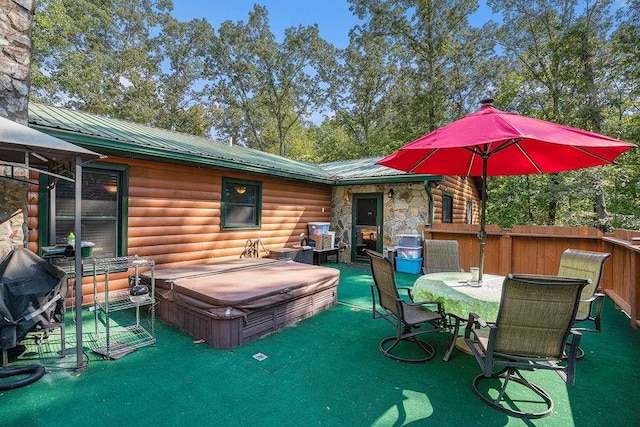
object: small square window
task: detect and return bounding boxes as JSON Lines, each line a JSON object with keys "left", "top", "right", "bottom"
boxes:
{"left": 466, "top": 199, "right": 473, "bottom": 224}
{"left": 222, "top": 179, "right": 261, "bottom": 229}
{"left": 442, "top": 194, "right": 453, "bottom": 223}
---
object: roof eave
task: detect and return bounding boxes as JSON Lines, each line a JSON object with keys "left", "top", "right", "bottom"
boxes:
{"left": 334, "top": 174, "right": 445, "bottom": 185}
{"left": 31, "top": 126, "right": 335, "bottom": 185}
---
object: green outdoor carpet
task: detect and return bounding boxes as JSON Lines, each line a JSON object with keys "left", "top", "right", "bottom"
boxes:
{"left": 2, "top": 262, "right": 639, "bottom": 426}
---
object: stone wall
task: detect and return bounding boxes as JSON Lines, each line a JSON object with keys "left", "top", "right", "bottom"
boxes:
{"left": 0, "top": 0, "right": 35, "bottom": 257}
{"left": 332, "top": 182, "right": 431, "bottom": 262}
{"left": 0, "top": 208, "right": 25, "bottom": 260}
{"left": 0, "top": 0, "right": 35, "bottom": 122}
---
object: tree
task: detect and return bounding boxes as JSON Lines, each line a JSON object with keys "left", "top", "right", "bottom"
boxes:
{"left": 31, "top": 0, "right": 168, "bottom": 115}
{"left": 348, "top": 0, "right": 500, "bottom": 142}
{"left": 607, "top": 0, "right": 640, "bottom": 229}
{"left": 152, "top": 17, "right": 215, "bottom": 137}
{"left": 202, "top": 5, "right": 338, "bottom": 157}
{"left": 328, "top": 24, "right": 399, "bottom": 158}
{"left": 487, "top": 0, "right": 621, "bottom": 229}
{"left": 30, "top": 0, "right": 214, "bottom": 136}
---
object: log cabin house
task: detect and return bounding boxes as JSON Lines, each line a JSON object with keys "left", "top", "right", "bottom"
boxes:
{"left": 20, "top": 102, "right": 481, "bottom": 297}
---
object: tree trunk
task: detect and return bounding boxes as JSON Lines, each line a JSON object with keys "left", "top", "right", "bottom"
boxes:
{"left": 578, "top": 25, "right": 610, "bottom": 231}
{"left": 594, "top": 190, "right": 610, "bottom": 232}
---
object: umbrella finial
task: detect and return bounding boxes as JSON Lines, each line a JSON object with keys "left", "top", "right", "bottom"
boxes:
{"left": 480, "top": 97, "right": 494, "bottom": 107}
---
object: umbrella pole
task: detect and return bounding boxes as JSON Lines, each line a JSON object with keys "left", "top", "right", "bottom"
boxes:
{"left": 478, "top": 157, "right": 488, "bottom": 282}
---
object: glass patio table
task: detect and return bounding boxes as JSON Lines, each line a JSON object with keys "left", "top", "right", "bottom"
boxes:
{"left": 413, "top": 271, "right": 505, "bottom": 361}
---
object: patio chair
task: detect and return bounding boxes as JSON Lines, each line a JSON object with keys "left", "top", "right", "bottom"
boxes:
{"left": 366, "top": 249, "right": 446, "bottom": 363}
{"left": 463, "top": 274, "right": 589, "bottom": 419}
{"left": 422, "top": 240, "right": 464, "bottom": 274}
{"left": 557, "top": 249, "right": 610, "bottom": 359}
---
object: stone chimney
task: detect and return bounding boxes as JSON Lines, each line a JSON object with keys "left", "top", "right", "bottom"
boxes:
{"left": 0, "top": 0, "right": 36, "bottom": 255}
{"left": 0, "top": 0, "right": 35, "bottom": 123}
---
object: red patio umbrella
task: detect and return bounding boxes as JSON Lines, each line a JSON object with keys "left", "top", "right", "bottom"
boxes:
{"left": 378, "top": 98, "right": 635, "bottom": 282}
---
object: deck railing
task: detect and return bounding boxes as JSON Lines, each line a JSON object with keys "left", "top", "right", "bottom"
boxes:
{"left": 423, "top": 224, "right": 640, "bottom": 329}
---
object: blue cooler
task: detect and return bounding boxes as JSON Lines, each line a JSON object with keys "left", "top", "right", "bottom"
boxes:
{"left": 396, "top": 257, "right": 423, "bottom": 274}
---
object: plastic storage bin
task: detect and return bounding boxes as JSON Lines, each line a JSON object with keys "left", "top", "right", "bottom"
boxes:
{"left": 396, "top": 246, "right": 422, "bottom": 259}
{"left": 308, "top": 222, "right": 330, "bottom": 235}
{"left": 396, "top": 257, "right": 423, "bottom": 274}
{"left": 327, "top": 231, "right": 335, "bottom": 249}
{"left": 396, "top": 234, "right": 422, "bottom": 247}
{"left": 310, "top": 234, "right": 332, "bottom": 249}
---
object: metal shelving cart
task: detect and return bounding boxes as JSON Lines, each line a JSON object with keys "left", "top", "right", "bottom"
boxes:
{"left": 92, "top": 255, "right": 155, "bottom": 359}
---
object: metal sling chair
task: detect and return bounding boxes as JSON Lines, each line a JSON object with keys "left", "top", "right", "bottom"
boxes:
{"left": 464, "top": 274, "right": 588, "bottom": 419}
{"left": 557, "top": 248, "right": 610, "bottom": 359}
{"left": 366, "top": 249, "right": 446, "bottom": 363}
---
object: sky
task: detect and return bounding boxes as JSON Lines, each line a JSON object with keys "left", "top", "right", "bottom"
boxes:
{"left": 170, "top": 1, "right": 498, "bottom": 49}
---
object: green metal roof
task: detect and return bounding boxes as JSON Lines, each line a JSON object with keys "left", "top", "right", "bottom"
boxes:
{"left": 27, "top": 102, "right": 433, "bottom": 185}
{"left": 28, "top": 102, "right": 333, "bottom": 184}
{"left": 319, "top": 157, "right": 440, "bottom": 185}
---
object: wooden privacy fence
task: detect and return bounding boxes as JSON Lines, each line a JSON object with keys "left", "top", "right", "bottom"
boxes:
{"left": 423, "top": 224, "right": 640, "bottom": 329}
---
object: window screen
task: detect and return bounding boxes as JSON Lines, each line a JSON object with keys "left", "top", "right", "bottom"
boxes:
{"left": 54, "top": 167, "right": 122, "bottom": 259}
{"left": 442, "top": 194, "right": 453, "bottom": 223}
{"left": 222, "top": 179, "right": 261, "bottom": 229}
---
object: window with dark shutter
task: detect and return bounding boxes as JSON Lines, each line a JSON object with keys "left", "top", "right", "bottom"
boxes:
{"left": 222, "top": 178, "right": 262, "bottom": 229}
{"left": 53, "top": 164, "right": 127, "bottom": 259}
{"left": 442, "top": 194, "right": 453, "bottom": 223}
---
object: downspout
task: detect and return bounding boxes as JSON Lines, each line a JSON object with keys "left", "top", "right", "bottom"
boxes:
{"left": 423, "top": 177, "right": 444, "bottom": 226}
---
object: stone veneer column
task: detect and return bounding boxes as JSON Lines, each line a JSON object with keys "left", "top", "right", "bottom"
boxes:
{"left": 332, "top": 184, "right": 430, "bottom": 262}
{"left": 0, "top": 0, "right": 35, "bottom": 257}
{"left": 0, "top": 0, "right": 35, "bottom": 123}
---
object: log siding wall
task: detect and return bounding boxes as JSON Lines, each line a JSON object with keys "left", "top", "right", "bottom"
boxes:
{"left": 28, "top": 156, "right": 332, "bottom": 302}
{"left": 430, "top": 176, "right": 480, "bottom": 225}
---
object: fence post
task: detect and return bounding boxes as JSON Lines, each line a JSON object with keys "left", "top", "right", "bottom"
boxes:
{"left": 631, "top": 250, "right": 639, "bottom": 329}
{"left": 499, "top": 233, "right": 512, "bottom": 276}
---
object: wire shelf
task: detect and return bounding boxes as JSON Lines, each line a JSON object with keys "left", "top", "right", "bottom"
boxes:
{"left": 92, "top": 255, "right": 156, "bottom": 359}
{"left": 94, "top": 289, "right": 154, "bottom": 312}
{"left": 92, "top": 325, "right": 156, "bottom": 359}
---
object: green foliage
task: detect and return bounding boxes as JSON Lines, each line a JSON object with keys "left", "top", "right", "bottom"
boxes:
{"left": 202, "top": 5, "right": 337, "bottom": 156}
{"left": 30, "top": 0, "right": 214, "bottom": 136}
{"left": 348, "top": 0, "right": 500, "bottom": 133}
{"left": 28, "top": 0, "right": 640, "bottom": 229}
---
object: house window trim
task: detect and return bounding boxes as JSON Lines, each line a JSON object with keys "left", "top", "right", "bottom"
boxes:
{"left": 442, "top": 193, "right": 454, "bottom": 224}
{"left": 221, "top": 177, "right": 262, "bottom": 230}
{"left": 38, "top": 162, "right": 129, "bottom": 258}
{"left": 466, "top": 199, "right": 474, "bottom": 224}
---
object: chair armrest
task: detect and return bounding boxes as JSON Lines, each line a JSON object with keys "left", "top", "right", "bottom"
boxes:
{"left": 581, "top": 292, "right": 604, "bottom": 304}
{"left": 592, "top": 293, "right": 605, "bottom": 331}
{"left": 575, "top": 293, "right": 605, "bottom": 332}
{"left": 467, "top": 312, "right": 488, "bottom": 328}
{"left": 397, "top": 286, "right": 414, "bottom": 300}
{"left": 410, "top": 300, "right": 444, "bottom": 314}
{"left": 463, "top": 312, "right": 490, "bottom": 339}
